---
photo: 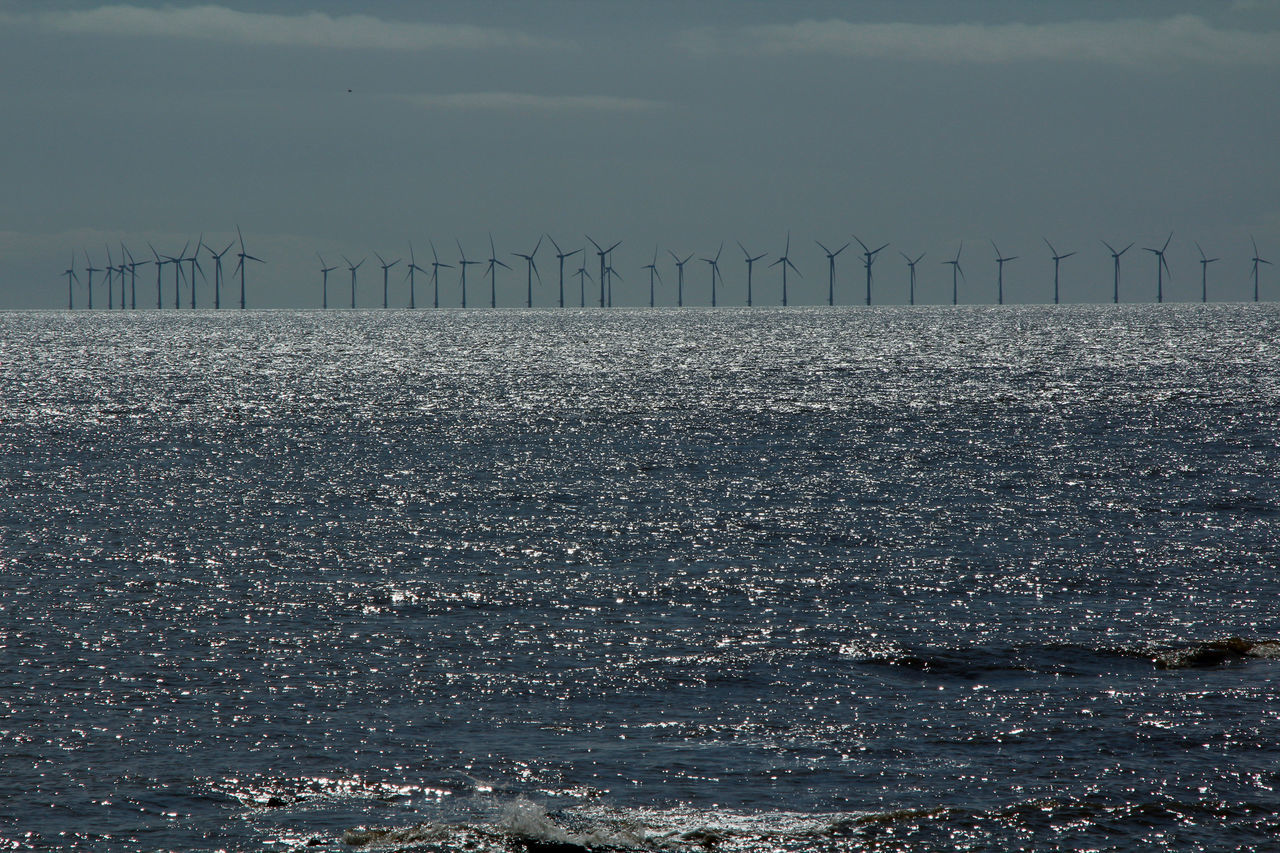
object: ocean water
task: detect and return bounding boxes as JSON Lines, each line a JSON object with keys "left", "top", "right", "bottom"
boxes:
{"left": 2, "top": 305, "right": 1278, "bottom": 852}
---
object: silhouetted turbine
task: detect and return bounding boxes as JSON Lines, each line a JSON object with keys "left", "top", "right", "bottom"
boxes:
{"left": 105, "top": 244, "right": 115, "bottom": 310}
{"left": 317, "top": 254, "right": 337, "bottom": 308}
{"left": 343, "top": 254, "right": 366, "bottom": 309}
{"left": 1044, "top": 238, "right": 1076, "bottom": 305}
{"left": 991, "top": 241, "right": 1018, "bottom": 305}
{"left": 853, "top": 234, "right": 889, "bottom": 306}
{"left": 206, "top": 240, "right": 233, "bottom": 309}
{"left": 147, "top": 243, "right": 165, "bottom": 309}
{"left": 769, "top": 232, "right": 800, "bottom": 306}
{"left": 123, "top": 244, "right": 146, "bottom": 310}
{"left": 642, "top": 246, "right": 663, "bottom": 308}
{"left": 405, "top": 243, "right": 427, "bottom": 310}
{"left": 1250, "top": 236, "right": 1271, "bottom": 302}
{"left": 484, "top": 234, "right": 511, "bottom": 308}
{"left": 574, "top": 261, "right": 591, "bottom": 308}
{"left": 737, "top": 242, "right": 767, "bottom": 307}
{"left": 815, "top": 239, "right": 850, "bottom": 307}
{"left": 943, "top": 243, "right": 964, "bottom": 305}
{"left": 63, "top": 254, "right": 81, "bottom": 309}
{"left": 375, "top": 252, "right": 401, "bottom": 309}
{"left": 1143, "top": 232, "right": 1173, "bottom": 303}
{"left": 163, "top": 242, "right": 189, "bottom": 309}
{"left": 586, "top": 236, "right": 620, "bottom": 308}
{"left": 429, "top": 241, "right": 452, "bottom": 309}
{"left": 669, "top": 250, "right": 693, "bottom": 307}
{"left": 1101, "top": 239, "right": 1134, "bottom": 304}
{"left": 187, "top": 235, "right": 206, "bottom": 309}
{"left": 456, "top": 240, "right": 480, "bottom": 308}
{"left": 547, "top": 235, "right": 581, "bottom": 309}
{"left": 1195, "top": 242, "right": 1219, "bottom": 304}
{"left": 900, "top": 251, "right": 925, "bottom": 306}
{"left": 82, "top": 251, "right": 101, "bottom": 310}
{"left": 512, "top": 236, "right": 542, "bottom": 308}
{"left": 233, "top": 226, "right": 264, "bottom": 309}
{"left": 701, "top": 242, "right": 724, "bottom": 307}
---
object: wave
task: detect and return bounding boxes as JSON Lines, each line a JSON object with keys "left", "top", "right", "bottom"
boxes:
{"left": 1150, "top": 637, "right": 1280, "bottom": 669}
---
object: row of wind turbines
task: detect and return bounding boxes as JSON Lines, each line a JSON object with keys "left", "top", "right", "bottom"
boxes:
{"left": 61, "top": 230, "right": 1273, "bottom": 309}
{"left": 60, "top": 227, "right": 263, "bottom": 310}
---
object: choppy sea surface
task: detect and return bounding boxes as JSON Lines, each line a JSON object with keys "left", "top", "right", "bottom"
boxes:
{"left": 2, "top": 305, "right": 1279, "bottom": 852}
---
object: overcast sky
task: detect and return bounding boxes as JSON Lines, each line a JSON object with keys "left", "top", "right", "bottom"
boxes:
{"left": 3, "top": 0, "right": 1279, "bottom": 308}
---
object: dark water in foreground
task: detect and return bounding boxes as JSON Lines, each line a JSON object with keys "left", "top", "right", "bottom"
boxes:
{"left": 2, "top": 306, "right": 1278, "bottom": 852}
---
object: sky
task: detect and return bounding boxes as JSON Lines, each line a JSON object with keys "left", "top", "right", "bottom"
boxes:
{"left": 2, "top": 0, "right": 1279, "bottom": 308}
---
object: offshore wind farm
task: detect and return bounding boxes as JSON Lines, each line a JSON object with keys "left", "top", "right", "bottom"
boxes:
{"left": 4, "top": 4, "right": 1280, "bottom": 853}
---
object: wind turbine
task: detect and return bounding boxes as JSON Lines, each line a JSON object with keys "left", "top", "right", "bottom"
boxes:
{"left": 991, "top": 240, "right": 1018, "bottom": 305}
{"left": 642, "top": 246, "right": 663, "bottom": 307}
{"left": 605, "top": 261, "right": 622, "bottom": 305}
{"left": 512, "top": 236, "right": 542, "bottom": 308}
{"left": 234, "top": 226, "right": 264, "bottom": 309}
{"left": 769, "top": 231, "right": 800, "bottom": 306}
{"left": 63, "top": 254, "right": 81, "bottom": 309}
{"left": 456, "top": 240, "right": 480, "bottom": 308}
{"left": 429, "top": 240, "right": 452, "bottom": 309}
{"left": 318, "top": 254, "right": 338, "bottom": 308}
{"left": 343, "top": 255, "right": 365, "bottom": 308}
{"left": 375, "top": 251, "right": 401, "bottom": 309}
{"left": 123, "top": 244, "right": 146, "bottom": 310}
{"left": 668, "top": 250, "right": 693, "bottom": 307}
{"left": 405, "top": 243, "right": 427, "bottom": 309}
{"left": 701, "top": 243, "right": 724, "bottom": 307}
{"left": 900, "top": 251, "right": 925, "bottom": 306}
{"left": 1195, "top": 242, "right": 1218, "bottom": 303}
{"left": 104, "top": 244, "right": 115, "bottom": 310}
{"left": 853, "top": 234, "right": 889, "bottom": 306}
{"left": 942, "top": 243, "right": 964, "bottom": 305}
{"left": 83, "top": 250, "right": 101, "bottom": 310}
{"left": 546, "top": 236, "right": 580, "bottom": 308}
{"left": 586, "top": 236, "right": 620, "bottom": 308}
{"left": 573, "top": 263, "right": 591, "bottom": 311}
{"left": 815, "top": 239, "right": 851, "bottom": 307}
{"left": 147, "top": 243, "right": 165, "bottom": 309}
{"left": 1143, "top": 232, "right": 1173, "bottom": 303}
{"left": 1044, "top": 238, "right": 1075, "bottom": 305}
{"left": 484, "top": 234, "right": 511, "bottom": 308}
{"left": 164, "top": 242, "right": 189, "bottom": 309}
{"left": 187, "top": 235, "right": 206, "bottom": 309}
{"left": 1101, "top": 239, "right": 1134, "bottom": 304}
{"left": 1251, "top": 236, "right": 1271, "bottom": 302}
{"left": 206, "top": 240, "right": 234, "bottom": 309}
{"left": 737, "top": 242, "right": 767, "bottom": 307}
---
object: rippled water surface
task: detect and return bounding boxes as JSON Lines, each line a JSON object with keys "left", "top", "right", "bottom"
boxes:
{"left": 2, "top": 306, "right": 1279, "bottom": 851}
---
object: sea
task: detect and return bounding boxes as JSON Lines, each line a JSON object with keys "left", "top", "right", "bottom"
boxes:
{"left": 2, "top": 305, "right": 1278, "bottom": 852}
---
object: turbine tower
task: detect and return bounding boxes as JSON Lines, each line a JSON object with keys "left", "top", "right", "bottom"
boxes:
{"left": 547, "top": 235, "right": 581, "bottom": 309}
{"left": 207, "top": 240, "right": 234, "bottom": 309}
{"left": 429, "top": 241, "right": 453, "bottom": 309}
{"left": 343, "top": 255, "right": 366, "bottom": 309}
{"left": 485, "top": 234, "right": 511, "bottom": 308}
{"left": 1044, "top": 238, "right": 1075, "bottom": 305}
{"left": 853, "top": 234, "right": 889, "bottom": 306}
{"left": 737, "top": 242, "right": 767, "bottom": 307}
{"left": 164, "top": 242, "right": 189, "bottom": 309}
{"left": 123, "top": 244, "right": 145, "bottom": 310}
{"left": 769, "top": 231, "right": 800, "bottom": 306}
{"left": 586, "top": 236, "right": 620, "bottom": 308}
{"left": 187, "top": 236, "right": 206, "bottom": 309}
{"left": 815, "top": 239, "right": 850, "bottom": 307}
{"left": 669, "top": 250, "right": 693, "bottom": 307}
{"left": 1195, "top": 242, "right": 1218, "bottom": 303}
{"left": 375, "top": 251, "right": 401, "bottom": 309}
{"left": 942, "top": 243, "right": 964, "bottom": 305}
{"left": 147, "top": 243, "right": 165, "bottom": 309}
{"left": 604, "top": 261, "right": 622, "bottom": 306}
{"left": 405, "top": 243, "right": 427, "bottom": 310}
{"left": 701, "top": 243, "right": 724, "bottom": 307}
{"left": 317, "top": 254, "right": 337, "bottom": 308}
{"left": 512, "top": 236, "right": 542, "bottom": 308}
{"left": 1101, "top": 239, "right": 1133, "bottom": 304}
{"left": 574, "top": 262, "right": 592, "bottom": 308}
{"left": 1251, "top": 236, "right": 1272, "bottom": 302}
{"left": 234, "top": 227, "right": 264, "bottom": 309}
{"left": 63, "top": 254, "right": 81, "bottom": 309}
{"left": 456, "top": 240, "right": 480, "bottom": 308}
{"left": 104, "top": 244, "right": 115, "bottom": 310}
{"left": 83, "top": 251, "right": 100, "bottom": 310}
{"left": 991, "top": 241, "right": 1018, "bottom": 305}
{"left": 900, "top": 251, "right": 925, "bottom": 306}
{"left": 1143, "top": 232, "right": 1173, "bottom": 303}
{"left": 642, "top": 246, "right": 663, "bottom": 308}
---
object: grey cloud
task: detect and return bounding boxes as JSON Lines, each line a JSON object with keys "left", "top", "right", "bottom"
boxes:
{"left": 392, "top": 92, "right": 664, "bottom": 113}
{"left": 678, "top": 15, "right": 1280, "bottom": 66}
